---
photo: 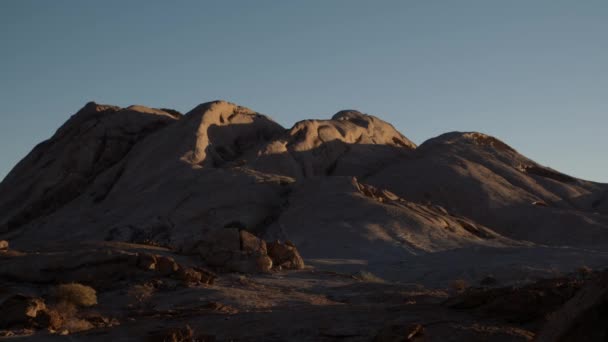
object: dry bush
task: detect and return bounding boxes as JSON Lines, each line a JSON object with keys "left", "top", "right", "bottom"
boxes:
{"left": 51, "top": 283, "right": 97, "bottom": 307}
{"left": 61, "top": 317, "right": 94, "bottom": 333}
{"left": 128, "top": 283, "right": 155, "bottom": 304}
{"left": 450, "top": 279, "right": 469, "bottom": 293}
{"left": 577, "top": 265, "right": 593, "bottom": 278}
{"left": 45, "top": 301, "right": 93, "bottom": 333}
{"left": 353, "top": 270, "right": 385, "bottom": 283}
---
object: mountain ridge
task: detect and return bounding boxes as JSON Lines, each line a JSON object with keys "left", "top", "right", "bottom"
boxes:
{"left": 1, "top": 100, "right": 606, "bottom": 255}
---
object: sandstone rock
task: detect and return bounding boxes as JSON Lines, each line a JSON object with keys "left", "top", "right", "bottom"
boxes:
{"left": 156, "top": 256, "right": 179, "bottom": 276}
{"left": 445, "top": 276, "right": 583, "bottom": 324}
{"left": 32, "top": 310, "right": 54, "bottom": 330}
{"left": 198, "top": 228, "right": 273, "bottom": 273}
{"left": 0, "top": 102, "right": 178, "bottom": 235}
{"left": 228, "top": 254, "right": 273, "bottom": 274}
{"left": 175, "top": 266, "right": 216, "bottom": 286}
{"left": 532, "top": 200, "right": 549, "bottom": 207}
{"left": 240, "top": 230, "right": 267, "bottom": 254}
{"left": 0, "top": 295, "right": 46, "bottom": 328}
{"left": 537, "top": 271, "right": 608, "bottom": 342}
{"left": 175, "top": 267, "right": 202, "bottom": 285}
{"left": 267, "top": 240, "right": 305, "bottom": 270}
{"left": 0, "top": 247, "right": 139, "bottom": 288}
{"left": 374, "top": 323, "right": 424, "bottom": 342}
{"left": 136, "top": 253, "right": 157, "bottom": 271}
{"left": 0, "top": 100, "right": 607, "bottom": 279}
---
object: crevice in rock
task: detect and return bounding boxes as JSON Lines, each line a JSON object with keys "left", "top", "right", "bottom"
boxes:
{"left": 520, "top": 164, "right": 576, "bottom": 183}
{"left": 249, "top": 185, "right": 292, "bottom": 236}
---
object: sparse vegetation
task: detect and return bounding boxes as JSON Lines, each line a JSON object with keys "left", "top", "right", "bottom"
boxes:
{"left": 128, "top": 283, "right": 155, "bottom": 305}
{"left": 44, "top": 301, "right": 92, "bottom": 334}
{"left": 51, "top": 283, "right": 97, "bottom": 307}
{"left": 577, "top": 265, "right": 593, "bottom": 278}
{"left": 353, "top": 271, "right": 385, "bottom": 283}
{"left": 450, "top": 279, "right": 469, "bottom": 293}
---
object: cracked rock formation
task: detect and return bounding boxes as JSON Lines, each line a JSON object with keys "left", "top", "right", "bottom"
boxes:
{"left": 0, "top": 100, "right": 607, "bottom": 257}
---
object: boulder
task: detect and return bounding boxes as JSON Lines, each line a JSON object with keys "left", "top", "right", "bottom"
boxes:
{"left": 198, "top": 228, "right": 273, "bottom": 273}
{"left": 240, "top": 230, "right": 267, "bottom": 254}
{"left": 136, "top": 252, "right": 157, "bottom": 271}
{"left": 176, "top": 266, "right": 217, "bottom": 286}
{"left": 0, "top": 295, "right": 46, "bottom": 328}
{"left": 267, "top": 240, "right": 305, "bottom": 270}
{"left": 156, "top": 256, "right": 179, "bottom": 276}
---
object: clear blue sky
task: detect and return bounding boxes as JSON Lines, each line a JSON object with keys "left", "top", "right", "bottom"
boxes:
{"left": 1, "top": 1, "right": 607, "bottom": 182}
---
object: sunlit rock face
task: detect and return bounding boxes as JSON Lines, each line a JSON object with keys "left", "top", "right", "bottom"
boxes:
{"left": 0, "top": 100, "right": 607, "bottom": 257}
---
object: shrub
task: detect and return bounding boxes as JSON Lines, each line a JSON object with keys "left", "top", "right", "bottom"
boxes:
{"left": 449, "top": 279, "right": 469, "bottom": 293}
{"left": 62, "top": 317, "right": 94, "bottom": 333}
{"left": 51, "top": 283, "right": 97, "bottom": 307}
{"left": 353, "top": 270, "right": 385, "bottom": 283}
{"left": 128, "top": 284, "right": 155, "bottom": 304}
{"left": 577, "top": 265, "right": 593, "bottom": 278}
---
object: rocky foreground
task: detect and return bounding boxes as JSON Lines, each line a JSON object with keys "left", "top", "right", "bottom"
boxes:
{"left": 0, "top": 101, "right": 607, "bottom": 340}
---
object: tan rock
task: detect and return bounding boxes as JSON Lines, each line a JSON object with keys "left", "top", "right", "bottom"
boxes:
{"left": 240, "top": 230, "right": 267, "bottom": 255}
{"left": 0, "top": 295, "right": 46, "bottom": 328}
{"left": 537, "top": 271, "right": 608, "bottom": 342}
{"left": 156, "top": 256, "right": 179, "bottom": 276}
{"left": 267, "top": 240, "right": 305, "bottom": 270}
{"left": 175, "top": 266, "right": 216, "bottom": 286}
{"left": 136, "top": 252, "right": 157, "bottom": 271}
{"left": 197, "top": 228, "right": 274, "bottom": 273}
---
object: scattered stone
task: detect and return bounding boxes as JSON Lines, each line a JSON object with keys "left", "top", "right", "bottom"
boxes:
{"left": 240, "top": 230, "right": 267, "bottom": 254}
{"left": 136, "top": 253, "right": 157, "bottom": 271}
{"left": 406, "top": 324, "right": 424, "bottom": 340}
{"left": 156, "top": 256, "right": 179, "bottom": 276}
{"left": 267, "top": 240, "right": 305, "bottom": 270}
{"left": 204, "top": 301, "right": 239, "bottom": 314}
{"left": 374, "top": 323, "right": 425, "bottom": 341}
{"left": 175, "top": 266, "right": 216, "bottom": 286}
{"left": 0, "top": 295, "right": 46, "bottom": 328}
{"left": 198, "top": 228, "right": 274, "bottom": 273}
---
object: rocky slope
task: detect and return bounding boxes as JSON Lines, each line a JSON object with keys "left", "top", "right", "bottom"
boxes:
{"left": 0, "top": 100, "right": 607, "bottom": 340}
{"left": 2, "top": 100, "right": 607, "bottom": 253}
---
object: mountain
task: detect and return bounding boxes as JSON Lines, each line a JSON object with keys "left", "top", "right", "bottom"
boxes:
{"left": 1, "top": 100, "right": 607, "bottom": 340}
{"left": 1, "top": 100, "right": 606, "bottom": 254}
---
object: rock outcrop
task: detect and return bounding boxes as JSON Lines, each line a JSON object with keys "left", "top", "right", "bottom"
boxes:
{"left": 537, "top": 271, "right": 608, "bottom": 342}
{"left": 0, "top": 295, "right": 46, "bottom": 328}
{"left": 0, "top": 100, "right": 607, "bottom": 341}
{"left": 267, "top": 240, "right": 305, "bottom": 270}
{"left": 197, "top": 229, "right": 274, "bottom": 273}
{"left": 249, "top": 110, "right": 415, "bottom": 178}
{"left": 0, "top": 103, "right": 178, "bottom": 235}
{"left": 367, "top": 131, "right": 608, "bottom": 247}
{"left": 0, "top": 100, "right": 607, "bottom": 262}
